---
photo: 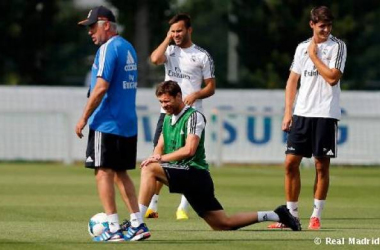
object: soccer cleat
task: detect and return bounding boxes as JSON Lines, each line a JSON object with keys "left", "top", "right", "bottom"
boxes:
{"left": 145, "top": 208, "right": 159, "bottom": 218}
{"left": 124, "top": 223, "right": 151, "bottom": 241}
{"left": 267, "top": 222, "right": 288, "bottom": 229}
{"left": 176, "top": 209, "right": 189, "bottom": 220}
{"left": 120, "top": 219, "right": 131, "bottom": 232}
{"left": 274, "top": 205, "right": 302, "bottom": 231}
{"left": 93, "top": 229, "right": 125, "bottom": 242}
{"left": 308, "top": 217, "right": 321, "bottom": 230}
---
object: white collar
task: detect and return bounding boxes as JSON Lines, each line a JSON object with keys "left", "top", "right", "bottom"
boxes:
{"left": 171, "top": 105, "right": 191, "bottom": 125}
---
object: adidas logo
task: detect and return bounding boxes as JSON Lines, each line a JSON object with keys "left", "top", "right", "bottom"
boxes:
{"left": 86, "top": 156, "right": 94, "bottom": 163}
{"left": 326, "top": 150, "right": 334, "bottom": 156}
{"left": 124, "top": 51, "right": 137, "bottom": 71}
{"left": 263, "top": 214, "right": 268, "bottom": 221}
{"left": 126, "top": 50, "right": 135, "bottom": 64}
{"left": 180, "top": 130, "right": 185, "bottom": 135}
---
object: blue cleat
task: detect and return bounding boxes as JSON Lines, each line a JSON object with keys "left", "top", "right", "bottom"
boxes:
{"left": 93, "top": 229, "right": 125, "bottom": 242}
{"left": 124, "top": 223, "right": 151, "bottom": 241}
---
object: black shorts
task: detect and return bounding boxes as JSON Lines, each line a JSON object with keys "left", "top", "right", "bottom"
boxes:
{"left": 161, "top": 163, "right": 223, "bottom": 217}
{"left": 286, "top": 115, "right": 338, "bottom": 158}
{"left": 85, "top": 129, "right": 137, "bottom": 171}
{"left": 153, "top": 113, "right": 166, "bottom": 147}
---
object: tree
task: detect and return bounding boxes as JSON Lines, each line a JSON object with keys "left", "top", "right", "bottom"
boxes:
{"left": 230, "top": 0, "right": 380, "bottom": 89}
{"left": 229, "top": 0, "right": 311, "bottom": 88}
{"left": 0, "top": 0, "right": 94, "bottom": 85}
{"left": 331, "top": 0, "right": 380, "bottom": 89}
{"left": 2, "top": 0, "right": 379, "bottom": 89}
{"left": 107, "top": 0, "right": 172, "bottom": 87}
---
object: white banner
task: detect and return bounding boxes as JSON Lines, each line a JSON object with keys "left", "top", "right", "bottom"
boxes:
{"left": 0, "top": 87, "right": 379, "bottom": 165}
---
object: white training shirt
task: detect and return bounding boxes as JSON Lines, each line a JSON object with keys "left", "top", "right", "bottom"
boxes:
{"left": 291, "top": 35, "right": 347, "bottom": 119}
{"left": 171, "top": 106, "right": 206, "bottom": 138}
{"left": 161, "top": 44, "right": 215, "bottom": 113}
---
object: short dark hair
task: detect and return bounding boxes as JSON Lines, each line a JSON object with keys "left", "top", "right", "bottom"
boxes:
{"left": 310, "top": 6, "right": 334, "bottom": 24}
{"left": 156, "top": 80, "right": 182, "bottom": 97}
{"left": 169, "top": 13, "right": 191, "bottom": 28}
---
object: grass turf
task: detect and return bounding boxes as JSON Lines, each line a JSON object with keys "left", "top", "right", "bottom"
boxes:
{"left": 0, "top": 162, "right": 379, "bottom": 249}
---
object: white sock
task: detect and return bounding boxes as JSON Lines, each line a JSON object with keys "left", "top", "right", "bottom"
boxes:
{"left": 177, "top": 195, "right": 189, "bottom": 211}
{"left": 148, "top": 194, "right": 159, "bottom": 212}
{"left": 311, "top": 199, "right": 325, "bottom": 219}
{"left": 107, "top": 213, "right": 121, "bottom": 233}
{"left": 286, "top": 201, "right": 299, "bottom": 218}
{"left": 130, "top": 212, "right": 143, "bottom": 228}
{"left": 139, "top": 204, "right": 148, "bottom": 219}
{"left": 258, "top": 211, "right": 280, "bottom": 222}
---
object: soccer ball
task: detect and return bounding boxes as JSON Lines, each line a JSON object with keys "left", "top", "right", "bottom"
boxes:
{"left": 88, "top": 212, "right": 108, "bottom": 237}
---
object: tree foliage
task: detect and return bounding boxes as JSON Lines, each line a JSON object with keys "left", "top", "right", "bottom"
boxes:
{"left": 1, "top": 0, "right": 380, "bottom": 89}
{"left": 1, "top": 0, "right": 94, "bottom": 85}
{"left": 229, "top": 0, "right": 380, "bottom": 89}
{"left": 106, "top": 0, "right": 172, "bottom": 86}
{"left": 333, "top": 1, "right": 380, "bottom": 89}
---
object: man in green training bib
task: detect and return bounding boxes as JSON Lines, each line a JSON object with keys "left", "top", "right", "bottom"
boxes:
{"left": 136, "top": 80, "right": 301, "bottom": 231}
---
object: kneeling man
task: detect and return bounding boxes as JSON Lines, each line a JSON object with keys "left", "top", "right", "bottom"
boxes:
{"left": 138, "top": 80, "right": 301, "bottom": 231}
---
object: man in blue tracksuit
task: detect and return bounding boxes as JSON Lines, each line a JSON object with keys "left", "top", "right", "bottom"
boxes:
{"left": 76, "top": 6, "right": 149, "bottom": 242}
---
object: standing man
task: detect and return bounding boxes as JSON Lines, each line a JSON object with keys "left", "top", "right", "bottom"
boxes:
{"left": 137, "top": 81, "right": 301, "bottom": 232}
{"left": 76, "top": 6, "right": 150, "bottom": 242}
{"left": 268, "top": 6, "right": 347, "bottom": 230}
{"left": 147, "top": 13, "right": 216, "bottom": 220}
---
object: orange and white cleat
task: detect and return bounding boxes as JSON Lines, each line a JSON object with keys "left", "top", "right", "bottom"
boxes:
{"left": 267, "top": 222, "right": 288, "bottom": 229}
{"left": 308, "top": 217, "right": 321, "bottom": 230}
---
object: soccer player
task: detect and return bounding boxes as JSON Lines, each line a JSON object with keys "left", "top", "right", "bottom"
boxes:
{"left": 75, "top": 6, "right": 150, "bottom": 241}
{"left": 268, "top": 6, "right": 347, "bottom": 230}
{"left": 137, "top": 80, "right": 301, "bottom": 232}
{"left": 148, "top": 13, "right": 216, "bottom": 220}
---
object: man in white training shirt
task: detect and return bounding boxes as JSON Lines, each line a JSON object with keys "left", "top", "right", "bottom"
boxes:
{"left": 148, "top": 13, "right": 216, "bottom": 220}
{"left": 268, "top": 6, "right": 347, "bottom": 230}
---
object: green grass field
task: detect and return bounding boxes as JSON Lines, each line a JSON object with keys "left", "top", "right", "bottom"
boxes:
{"left": 0, "top": 162, "right": 379, "bottom": 250}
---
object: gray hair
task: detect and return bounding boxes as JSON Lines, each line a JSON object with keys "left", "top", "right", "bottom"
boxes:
{"left": 98, "top": 20, "right": 118, "bottom": 32}
{"left": 109, "top": 22, "right": 118, "bottom": 32}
